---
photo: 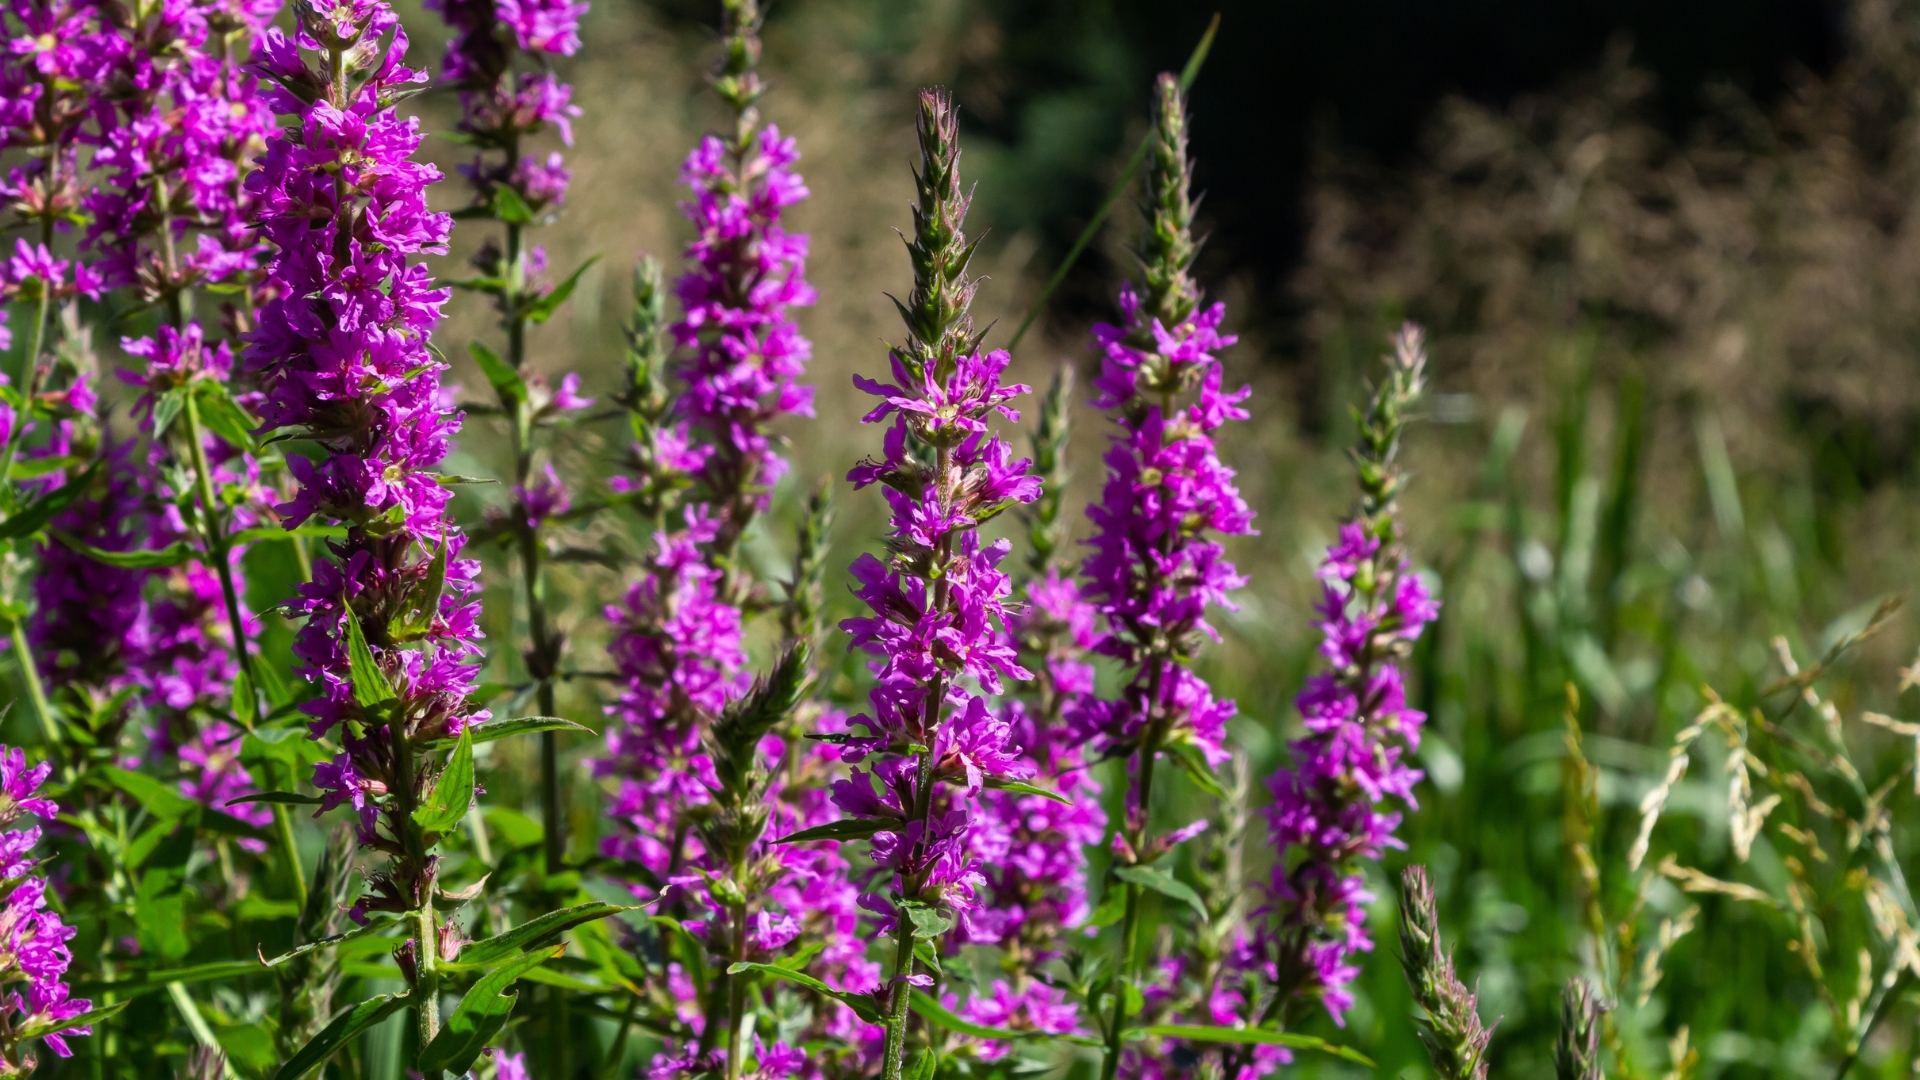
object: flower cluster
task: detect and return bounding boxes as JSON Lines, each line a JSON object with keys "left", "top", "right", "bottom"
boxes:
{"left": 0, "top": 747, "right": 92, "bottom": 1070}
{"left": 1075, "top": 283, "right": 1251, "bottom": 768}
{"left": 83, "top": 0, "right": 278, "bottom": 303}
{"left": 429, "top": 0, "right": 584, "bottom": 212}
{"left": 0, "top": 0, "right": 120, "bottom": 232}
{"left": 1263, "top": 324, "right": 1434, "bottom": 1024}
{"left": 832, "top": 88, "right": 1042, "bottom": 1074}
{"left": 243, "top": 0, "right": 481, "bottom": 921}
{"left": 668, "top": 121, "right": 815, "bottom": 550}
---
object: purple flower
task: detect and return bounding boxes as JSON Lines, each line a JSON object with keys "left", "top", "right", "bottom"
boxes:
{"left": 670, "top": 124, "right": 816, "bottom": 536}
{"left": 243, "top": 0, "right": 484, "bottom": 923}
{"left": 1260, "top": 324, "right": 1433, "bottom": 1026}
{"left": 826, "top": 91, "right": 1041, "bottom": 1072}
{"left": 495, "top": 0, "right": 585, "bottom": 55}
{"left": 0, "top": 745, "right": 92, "bottom": 1062}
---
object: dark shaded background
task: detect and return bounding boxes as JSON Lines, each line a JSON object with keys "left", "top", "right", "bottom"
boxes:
{"left": 717, "top": 0, "right": 1846, "bottom": 337}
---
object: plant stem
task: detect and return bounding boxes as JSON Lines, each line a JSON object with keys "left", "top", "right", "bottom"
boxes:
{"left": 181, "top": 395, "right": 256, "bottom": 718}
{"left": 183, "top": 396, "right": 308, "bottom": 904}
{"left": 0, "top": 289, "right": 53, "bottom": 486}
{"left": 880, "top": 915, "right": 915, "bottom": 1079}
{"left": 1100, "top": 726, "right": 1161, "bottom": 1080}
{"left": 5, "top": 617, "right": 60, "bottom": 758}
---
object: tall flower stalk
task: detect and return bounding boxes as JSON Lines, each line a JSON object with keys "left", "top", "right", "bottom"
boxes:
{"left": 834, "top": 88, "right": 1041, "bottom": 1080}
{"left": 1258, "top": 323, "right": 1433, "bottom": 1038}
{"left": 1076, "top": 73, "right": 1252, "bottom": 1080}
{"left": 0, "top": 0, "right": 117, "bottom": 754}
{"left": 430, "top": 0, "right": 589, "bottom": 875}
{"left": 244, "top": 0, "right": 481, "bottom": 1062}
{"left": 595, "top": 7, "right": 852, "bottom": 1075}
{"left": 84, "top": 0, "right": 305, "bottom": 895}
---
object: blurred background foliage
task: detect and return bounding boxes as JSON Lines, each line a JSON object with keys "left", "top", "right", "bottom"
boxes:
{"left": 84, "top": 0, "right": 1920, "bottom": 1073}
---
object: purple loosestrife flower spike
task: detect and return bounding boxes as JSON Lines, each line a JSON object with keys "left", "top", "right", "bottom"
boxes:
{"left": 0, "top": 745, "right": 93, "bottom": 1072}
{"left": 1082, "top": 73, "right": 1251, "bottom": 1080}
{"left": 667, "top": 0, "right": 815, "bottom": 576}
{"left": 431, "top": 0, "right": 590, "bottom": 880}
{"left": 954, "top": 365, "right": 1104, "bottom": 1053}
{"left": 244, "top": 0, "right": 481, "bottom": 1057}
{"left": 1400, "top": 865, "right": 1496, "bottom": 1080}
{"left": 1262, "top": 323, "right": 1433, "bottom": 1029}
{"left": 838, "top": 87, "right": 1041, "bottom": 1080}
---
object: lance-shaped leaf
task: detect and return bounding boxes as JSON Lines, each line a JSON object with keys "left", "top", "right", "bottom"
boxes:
{"left": 418, "top": 715, "right": 593, "bottom": 749}
{"left": 225, "top": 791, "right": 325, "bottom": 807}
{"left": 523, "top": 255, "right": 603, "bottom": 325}
{"left": 1125, "top": 1025, "right": 1373, "bottom": 1065}
{"left": 16, "top": 999, "right": 129, "bottom": 1040}
{"left": 726, "top": 962, "right": 882, "bottom": 1023}
{"left": 449, "top": 902, "right": 633, "bottom": 969}
{"left": 273, "top": 992, "right": 410, "bottom": 1080}
{"left": 194, "top": 382, "right": 259, "bottom": 452}
{"left": 903, "top": 900, "right": 954, "bottom": 941}
{"left": 0, "top": 459, "right": 100, "bottom": 540}
{"left": 343, "top": 608, "right": 397, "bottom": 708}
{"left": 417, "top": 945, "right": 561, "bottom": 1076}
{"left": 980, "top": 777, "right": 1074, "bottom": 806}
{"left": 97, "top": 765, "right": 199, "bottom": 821}
{"left": 412, "top": 723, "right": 474, "bottom": 836}
{"left": 1113, "top": 865, "right": 1209, "bottom": 922}
{"left": 1164, "top": 740, "right": 1228, "bottom": 799}
{"left": 258, "top": 917, "right": 398, "bottom": 968}
{"left": 910, "top": 991, "right": 1101, "bottom": 1047}
{"left": 231, "top": 524, "right": 347, "bottom": 544}
{"left": 73, "top": 963, "right": 258, "bottom": 998}
{"left": 53, "top": 533, "right": 194, "bottom": 568}
{"left": 469, "top": 341, "right": 524, "bottom": 404}
{"left": 772, "top": 818, "right": 890, "bottom": 845}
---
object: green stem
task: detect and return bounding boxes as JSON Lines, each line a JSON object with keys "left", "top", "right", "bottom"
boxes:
{"left": 414, "top": 902, "right": 442, "bottom": 1071}
{"left": 0, "top": 288, "right": 53, "bottom": 486}
{"left": 726, "top": 897, "right": 747, "bottom": 1080}
{"left": 1099, "top": 731, "right": 1160, "bottom": 1080}
{"left": 183, "top": 397, "right": 308, "bottom": 904}
{"left": 6, "top": 618, "right": 60, "bottom": 758}
{"left": 880, "top": 915, "right": 915, "bottom": 1079}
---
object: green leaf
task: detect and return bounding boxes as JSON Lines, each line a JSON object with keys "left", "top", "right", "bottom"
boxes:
{"left": 1164, "top": 741, "right": 1228, "bottom": 799}
{"left": 73, "top": 961, "right": 262, "bottom": 997}
{"left": 421, "top": 714, "right": 593, "bottom": 749}
{"left": 224, "top": 791, "right": 324, "bottom": 807}
{"left": 523, "top": 254, "right": 602, "bottom": 325}
{"left": 725, "top": 962, "right": 882, "bottom": 1024}
{"left": 194, "top": 382, "right": 259, "bottom": 452}
{"left": 0, "top": 459, "right": 100, "bottom": 540}
{"left": 468, "top": 341, "right": 524, "bottom": 403}
{"left": 412, "top": 722, "right": 474, "bottom": 836}
{"left": 417, "top": 945, "right": 561, "bottom": 1076}
{"left": 910, "top": 990, "right": 1101, "bottom": 1046}
{"left": 980, "top": 776, "right": 1074, "bottom": 806}
{"left": 151, "top": 388, "right": 186, "bottom": 439}
{"left": 258, "top": 917, "right": 398, "bottom": 968}
{"left": 96, "top": 765, "right": 199, "bottom": 821}
{"left": 342, "top": 607, "right": 396, "bottom": 708}
{"left": 904, "top": 900, "right": 954, "bottom": 941}
{"left": 906, "top": 1049, "right": 938, "bottom": 1080}
{"left": 451, "top": 902, "right": 633, "bottom": 969}
{"left": 272, "top": 992, "right": 411, "bottom": 1080}
{"left": 772, "top": 818, "right": 890, "bottom": 845}
{"left": 913, "top": 939, "right": 941, "bottom": 978}
{"left": 53, "top": 533, "right": 194, "bottom": 568}
{"left": 231, "top": 524, "right": 347, "bottom": 544}
{"left": 8, "top": 454, "right": 79, "bottom": 479}
{"left": 1113, "top": 865, "right": 1209, "bottom": 923}
{"left": 490, "top": 183, "right": 535, "bottom": 225}
{"left": 17, "top": 999, "right": 129, "bottom": 1039}
{"left": 1125, "top": 1025, "right": 1374, "bottom": 1066}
